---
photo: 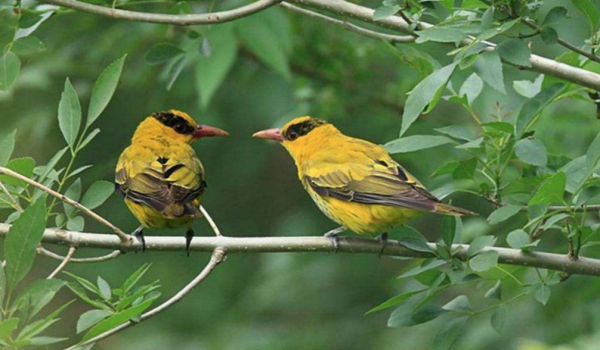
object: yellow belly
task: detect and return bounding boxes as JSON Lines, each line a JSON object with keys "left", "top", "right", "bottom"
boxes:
{"left": 308, "top": 189, "right": 421, "bottom": 234}
{"left": 125, "top": 198, "right": 195, "bottom": 229}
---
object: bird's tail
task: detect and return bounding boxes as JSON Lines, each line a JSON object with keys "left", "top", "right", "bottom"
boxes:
{"left": 434, "top": 203, "right": 477, "bottom": 216}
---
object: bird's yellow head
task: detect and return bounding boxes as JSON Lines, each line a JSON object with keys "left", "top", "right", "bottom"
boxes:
{"left": 253, "top": 116, "right": 340, "bottom": 160}
{"left": 133, "top": 110, "right": 228, "bottom": 144}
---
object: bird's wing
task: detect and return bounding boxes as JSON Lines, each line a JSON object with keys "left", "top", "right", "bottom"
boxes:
{"left": 115, "top": 147, "right": 205, "bottom": 216}
{"left": 302, "top": 144, "right": 442, "bottom": 213}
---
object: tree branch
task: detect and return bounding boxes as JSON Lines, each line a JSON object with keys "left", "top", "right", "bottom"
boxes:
{"left": 37, "top": 246, "right": 122, "bottom": 263}
{"left": 3, "top": 224, "right": 600, "bottom": 277}
{"left": 40, "top": 0, "right": 282, "bottom": 25}
{"left": 286, "top": 0, "right": 600, "bottom": 91}
{"left": 46, "top": 246, "right": 76, "bottom": 279}
{"left": 0, "top": 166, "right": 131, "bottom": 243}
{"left": 280, "top": 2, "right": 414, "bottom": 43}
{"left": 66, "top": 247, "right": 226, "bottom": 349}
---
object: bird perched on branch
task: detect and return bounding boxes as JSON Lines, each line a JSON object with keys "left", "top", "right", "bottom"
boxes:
{"left": 115, "top": 110, "right": 228, "bottom": 254}
{"left": 253, "top": 116, "right": 475, "bottom": 252}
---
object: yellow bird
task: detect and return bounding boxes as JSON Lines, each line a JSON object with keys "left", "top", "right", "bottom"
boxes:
{"left": 253, "top": 116, "right": 475, "bottom": 250}
{"left": 115, "top": 110, "right": 228, "bottom": 254}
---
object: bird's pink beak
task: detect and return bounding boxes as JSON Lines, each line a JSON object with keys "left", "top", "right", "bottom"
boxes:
{"left": 252, "top": 128, "right": 283, "bottom": 142}
{"left": 193, "top": 125, "right": 229, "bottom": 138}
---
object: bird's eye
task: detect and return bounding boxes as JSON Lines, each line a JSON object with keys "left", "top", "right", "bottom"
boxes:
{"left": 174, "top": 123, "right": 186, "bottom": 133}
{"left": 288, "top": 131, "right": 299, "bottom": 140}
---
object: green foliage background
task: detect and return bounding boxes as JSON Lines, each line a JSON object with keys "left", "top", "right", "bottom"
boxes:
{"left": 2, "top": 0, "right": 600, "bottom": 349}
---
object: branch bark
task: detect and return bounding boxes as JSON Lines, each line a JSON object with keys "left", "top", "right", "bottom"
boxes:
{"left": 3, "top": 224, "right": 600, "bottom": 277}
{"left": 287, "top": 0, "right": 600, "bottom": 91}
{"left": 41, "top": 0, "right": 282, "bottom": 25}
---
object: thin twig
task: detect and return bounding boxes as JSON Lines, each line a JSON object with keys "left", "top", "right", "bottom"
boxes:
{"left": 3, "top": 224, "right": 600, "bottom": 277}
{"left": 515, "top": 15, "right": 600, "bottom": 64}
{"left": 47, "top": 246, "right": 76, "bottom": 279}
{"left": 40, "top": 0, "right": 281, "bottom": 25}
{"left": 0, "top": 181, "right": 23, "bottom": 213}
{"left": 200, "top": 205, "right": 222, "bottom": 237}
{"left": 38, "top": 246, "right": 122, "bottom": 263}
{"left": 0, "top": 166, "right": 131, "bottom": 243}
{"left": 66, "top": 248, "right": 226, "bottom": 349}
{"left": 280, "top": 2, "right": 414, "bottom": 43}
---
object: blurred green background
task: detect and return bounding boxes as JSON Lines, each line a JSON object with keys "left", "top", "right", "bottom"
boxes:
{"left": 2, "top": 0, "right": 600, "bottom": 348}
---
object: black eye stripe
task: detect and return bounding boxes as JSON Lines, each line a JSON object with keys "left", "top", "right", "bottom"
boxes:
{"left": 283, "top": 119, "right": 327, "bottom": 141}
{"left": 152, "top": 111, "right": 195, "bottom": 135}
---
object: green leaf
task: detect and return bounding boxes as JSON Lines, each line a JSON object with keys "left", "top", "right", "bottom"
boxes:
{"left": 165, "top": 55, "right": 186, "bottom": 91}
{"left": 488, "top": 205, "right": 522, "bottom": 225}
{"left": 455, "top": 138, "right": 483, "bottom": 149}
{"left": 79, "top": 129, "right": 101, "bottom": 150}
{"left": 572, "top": 0, "right": 598, "bottom": 31}
{"left": 482, "top": 122, "right": 514, "bottom": 134}
{"left": 0, "top": 25, "right": 15, "bottom": 52}
{"left": 196, "top": 24, "right": 237, "bottom": 108}
{"left": 475, "top": 52, "right": 504, "bottom": 93}
{"left": 469, "top": 250, "right": 498, "bottom": 272}
{"left": 87, "top": 55, "right": 126, "bottom": 128}
{"left": 122, "top": 263, "right": 151, "bottom": 294}
{"left": 37, "top": 147, "right": 68, "bottom": 184}
{"left": 11, "top": 36, "right": 46, "bottom": 55}
{"left": 541, "top": 27, "right": 559, "bottom": 45}
{"left": 385, "top": 43, "right": 439, "bottom": 76}
{"left": 401, "top": 63, "right": 458, "bottom": 136}
{"left": 0, "top": 51, "right": 21, "bottom": 91}
{"left": 399, "top": 259, "right": 446, "bottom": 279}
{"left": 412, "top": 304, "right": 448, "bottom": 325}
{"left": 496, "top": 39, "right": 531, "bottom": 67}
{"left": 145, "top": 43, "right": 185, "bottom": 65}
{"left": 97, "top": 276, "right": 111, "bottom": 301}
{"left": 459, "top": 73, "right": 483, "bottom": 105}
{"left": 431, "top": 316, "right": 468, "bottom": 350}
{"left": 543, "top": 6, "right": 568, "bottom": 25}
{"left": 236, "top": 15, "right": 290, "bottom": 78}
{"left": 0, "top": 129, "right": 16, "bottom": 167}
{"left": 467, "top": 236, "right": 496, "bottom": 258}
{"left": 529, "top": 172, "right": 566, "bottom": 205}
{"left": 28, "top": 336, "right": 68, "bottom": 346}
{"left": 63, "top": 178, "right": 82, "bottom": 217}
{"left": 513, "top": 75, "right": 543, "bottom": 98}
{"left": 67, "top": 216, "right": 84, "bottom": 231}
{"left": 83, "top": 297, "right": 157, "bottom": 341}
{"left": 15, "top": 279, "right": 65, "bottom": 320}
{"left": 0, "top": 157, "right": 34, "bottom": 187}
{"left": 452, "top": 158, "right": 477, "bottom": 179}
{"left": 58, "top": 78, "right": 82, "bottom": 148}
{"left": 441, "top": 216, "right": 456, "bottom": 247}
{"left": 416, "top": 27, "right": 467, "bottom": 44}
{"left": 535, "top": 284, "right": 551, "bottom": 305}
{"left": 388, "top": 301, "right": 419, "bottom": 328}
{"left": 516, "top": 84, "right": 564, "bottom": 136}
{"left": 0, "top": 318, "right": 19, "bottom": 340}
{"left": 485, "top": 281, "right": 502, "bottom": 300}
{"left": 366, "top": 289, "right": 425, "bottom": 315}
{"left": 398, "top": 237, "right": 433, "bottom": 253}
{"left": 541, "top": 213, "right": 570, "bottom": 230}
{"left": 491, "top": 304, "right": 506, "bottom": 333}
{"left": 81, "top": 180, "right": 114, "bottom": 209}
{"left": 77, "top": 309, "right": 112, "bottom": 334}
{"left": 514, "top": 138, "right": 548, "bottom": 167}
{"left": 586, "top": 132, "right": 600, "bottom": 174}
{"left": 373, "top": 5, "right": 400, "bottom": 20}
{"left": 384, "top": 135, "right": 453, "bottom": 154}
{"left": 443, "top": 295, "right": 471, "bottom": 312}
{"left": 434, "top": 125, "right": 475, "bottom": 142}
{"left": 0, "top": 264, "right": 5, "bottom": 306}
{"left": 506, "top": 229, "right": 530, "bottom": 249}
{"left": 4, "top": 198, "right": 46, "bottom": 289}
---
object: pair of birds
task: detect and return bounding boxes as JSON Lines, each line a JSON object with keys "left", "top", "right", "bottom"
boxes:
{"left": 115, "top": 110, "right": 475, "bottom": 254}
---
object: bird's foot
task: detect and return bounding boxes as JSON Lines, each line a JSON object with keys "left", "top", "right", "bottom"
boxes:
{"left": 323, "top": 226, "right": 346, "bottom": 253}
{"left": 185, "top": 228, "right": 194, "bottom": 257}
{"left": 132, "top": 226, "right": 146, "bottom": 253}
{"left": 378, "top": 232, "right": 388, "bottom": 258}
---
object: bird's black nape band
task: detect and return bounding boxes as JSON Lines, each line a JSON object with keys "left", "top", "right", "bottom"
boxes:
{"left": 283, "top": 118, "right": 327, "bottom": 141}
{"left": 152, "top": 111, "right": 195, "bottom": 135}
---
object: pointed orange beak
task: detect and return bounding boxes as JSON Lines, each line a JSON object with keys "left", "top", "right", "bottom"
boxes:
{"left": 193, "top": 125, "right": 229, "bottom": 138}
{"left": 253, "top": 128, "right": 283, "bottom": 142}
